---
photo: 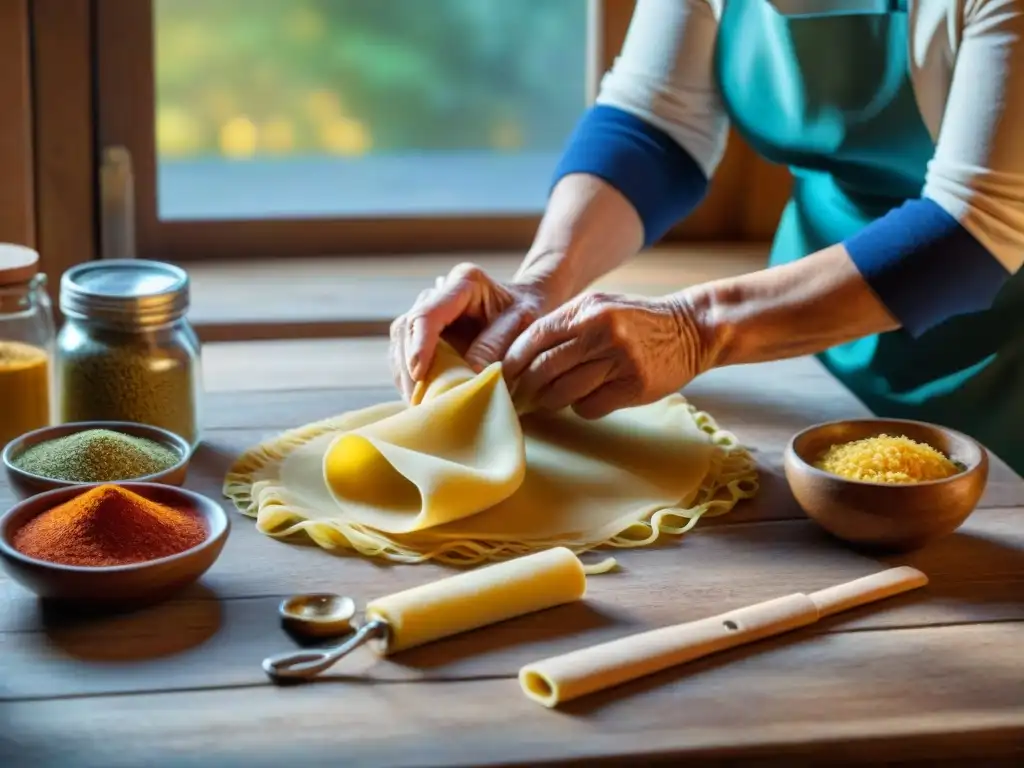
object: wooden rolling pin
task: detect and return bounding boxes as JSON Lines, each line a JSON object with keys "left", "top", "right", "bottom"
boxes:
{"left": 518, "top": 566, "right": 928, "bottom": 708}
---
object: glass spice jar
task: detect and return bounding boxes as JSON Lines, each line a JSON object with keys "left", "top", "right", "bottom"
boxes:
{"left": 55, "top": 259, "right": 203, "bottom": 449}
{"left": 0, "top": 244, "right": 57, "bottom": 448}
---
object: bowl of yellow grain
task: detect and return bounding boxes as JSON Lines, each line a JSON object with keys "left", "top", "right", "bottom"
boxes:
{"left": 784, "top": 418, "right": 988, "bottom": 552}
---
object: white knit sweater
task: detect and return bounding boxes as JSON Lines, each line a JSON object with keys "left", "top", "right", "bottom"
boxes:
{"left": 597, "top": 0, "right": 1024, "bottom": 271}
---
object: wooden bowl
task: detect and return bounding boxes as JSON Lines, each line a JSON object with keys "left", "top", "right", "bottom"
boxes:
{"left": 0, "top": 482, "right": 229, "bottom": 609}
{"left": 784, "top": 418, "right": 988, "bottom": 552}
{"left": 2, "top": 420, "right": 192, "bottom": 499}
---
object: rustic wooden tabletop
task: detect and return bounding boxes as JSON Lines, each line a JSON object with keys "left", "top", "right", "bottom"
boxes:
{"left": 2, "top": 339, "right": 1023, "bottom": 767}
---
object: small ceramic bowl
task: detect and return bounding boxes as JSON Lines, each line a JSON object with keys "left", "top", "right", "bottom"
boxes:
{"left": 2, "top": 420, "right": 192, "bottom": 499}
{"left": 0, "top": 482, "right": 229, "bottom": 608}
{"left": 784, "top": 418, "right": 988, "bottom": 552}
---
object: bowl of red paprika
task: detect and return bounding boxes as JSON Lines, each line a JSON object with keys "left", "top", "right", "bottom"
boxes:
{"left": 0, "top": 482, "right": 229, "bottom": 608}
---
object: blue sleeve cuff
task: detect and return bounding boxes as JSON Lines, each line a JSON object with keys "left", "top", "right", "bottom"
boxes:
{"left": 551, "top": 105, "right": 708, "bottom": 248}
{"left": 843, "top": 198, "right": 1012, "bottom": 337}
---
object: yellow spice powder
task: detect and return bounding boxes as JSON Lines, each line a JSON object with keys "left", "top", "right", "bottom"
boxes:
{"left": 814, "top": 433, "right": 961, "bottom": 484}
{"left": 0, "top": 340, "right": 51, "bottom": 448}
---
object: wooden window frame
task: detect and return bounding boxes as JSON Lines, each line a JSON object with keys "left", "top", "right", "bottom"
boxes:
{"left": 0, "top": 0, "right": 36, "bottom": 249}
{"left": 31, "top": 0, "right": 97, "bottom": 286}
{"left": 29, "top": 0, "right": 788, "bottom": 272}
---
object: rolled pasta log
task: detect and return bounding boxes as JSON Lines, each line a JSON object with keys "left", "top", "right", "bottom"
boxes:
{"left": 519, "top": 566, "right": 928, "bottom": 708}
{"left": 365, "top": 546, "right": 587, "bottom": 654}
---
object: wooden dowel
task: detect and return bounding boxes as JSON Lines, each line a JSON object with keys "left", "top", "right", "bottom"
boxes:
{"left": 519, "top": 566, "right": 928, "bottom": 708}
{"left": 809, "top": 565, "right": 928, "bottom": 618}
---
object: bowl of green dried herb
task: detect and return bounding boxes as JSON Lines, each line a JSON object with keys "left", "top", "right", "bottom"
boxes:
{"left": 2, "top": 420, "right": 192, "bottom": 499}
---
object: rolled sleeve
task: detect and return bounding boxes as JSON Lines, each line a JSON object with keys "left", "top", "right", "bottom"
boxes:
{"left": 845, "top": 0, "right": 1024, "bottom": 336}
{"left": 552, "top": 106, "right": 709, "bottom": 248}
{"left": 551, "top": 0, "right": 727, "bottom": 247}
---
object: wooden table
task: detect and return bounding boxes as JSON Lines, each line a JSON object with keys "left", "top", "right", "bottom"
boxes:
{"left": 3, "top": 340, "right": 1024, "bottom": 767}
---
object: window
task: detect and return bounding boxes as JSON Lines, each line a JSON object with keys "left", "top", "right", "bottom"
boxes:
{"left": 47, "top": 0, "right": 783, "bottom": 274}
{"left": 97, "top": 0, "right": 596, "bottom": 259}
{"left": 155, "top": 0, "right": 589, "bottom": 221}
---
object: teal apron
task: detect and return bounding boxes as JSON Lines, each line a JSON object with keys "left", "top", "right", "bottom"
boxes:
{"left": 715, "top": 0, "right": 1024, "bottom": 475}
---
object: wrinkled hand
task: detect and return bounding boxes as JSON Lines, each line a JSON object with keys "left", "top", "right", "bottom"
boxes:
{"left": 390, "top": 263, "right": 555, "bottom": 401}
{"left": 502, "top": 292, "right": 707, "bottom": 420}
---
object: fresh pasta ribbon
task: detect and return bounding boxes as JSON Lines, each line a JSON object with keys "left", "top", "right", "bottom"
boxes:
{"left": 323, "top": 355, "right": 525, "bottom": 534}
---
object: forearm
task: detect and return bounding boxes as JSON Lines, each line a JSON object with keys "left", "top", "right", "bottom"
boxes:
{"left": 684, "top": 244, "right": 900, "bottom": 370}
{"left": 515, "top": 174, "right": 644, "bottom": 305}
{"left": 683, "top": 0, "right": 1024, "bottom": 369}
{"left": 514, "top": 0, "right": 727, "bottom": 308}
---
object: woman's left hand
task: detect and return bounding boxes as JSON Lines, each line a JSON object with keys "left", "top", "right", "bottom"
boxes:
{"left": 501, "top": 291, "right": 711, "bottom": 419}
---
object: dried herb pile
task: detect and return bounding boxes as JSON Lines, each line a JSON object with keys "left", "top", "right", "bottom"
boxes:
{"left": 13, "top": 428, "right": 179, "bottom": 482}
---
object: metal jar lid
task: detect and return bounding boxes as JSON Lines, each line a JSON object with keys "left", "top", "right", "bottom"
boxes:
{"left": 60, "top": 259, "right": 190, "bottom": 327}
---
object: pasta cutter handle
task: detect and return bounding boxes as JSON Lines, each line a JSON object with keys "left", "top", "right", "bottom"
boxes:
{"left": 262, "top": 618, "right": 389, "bottom": 682}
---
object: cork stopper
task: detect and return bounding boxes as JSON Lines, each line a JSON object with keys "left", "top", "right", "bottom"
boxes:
{"left": 0, "top": 243, "right": 40, "bottom": 286}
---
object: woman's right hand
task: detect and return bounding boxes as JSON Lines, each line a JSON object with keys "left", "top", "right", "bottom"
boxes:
{"left": 389, "top": 262, "right": 559, "bottom": 401}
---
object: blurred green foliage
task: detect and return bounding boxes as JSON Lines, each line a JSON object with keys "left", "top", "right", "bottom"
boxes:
{"left": 155, "top": 0, "right": 589, "bottom": 159}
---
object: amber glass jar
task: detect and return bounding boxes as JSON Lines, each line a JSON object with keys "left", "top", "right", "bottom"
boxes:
{"left": 0, "top": 244, "right": 57, "bottom": 449}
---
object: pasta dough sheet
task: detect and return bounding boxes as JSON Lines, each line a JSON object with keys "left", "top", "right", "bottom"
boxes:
{"left": 224, "top": 342, "right": 758, "bottom": 566}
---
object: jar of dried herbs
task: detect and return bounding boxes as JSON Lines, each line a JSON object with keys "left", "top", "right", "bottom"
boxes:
{"left": 55, "top": 260, "right": 202, "bottom": 448}
{"left": 0, "top": 244, "right": 57, "bottom": 448}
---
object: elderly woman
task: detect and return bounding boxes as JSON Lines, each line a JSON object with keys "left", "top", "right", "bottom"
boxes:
{"left": 390, "top": 0, "right": 1024, "bottom": 475}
